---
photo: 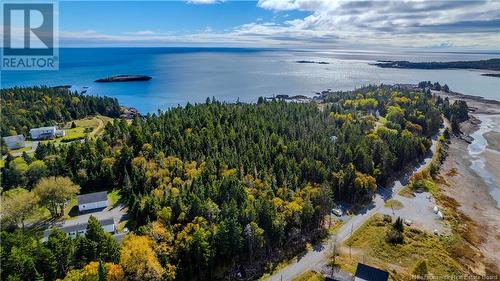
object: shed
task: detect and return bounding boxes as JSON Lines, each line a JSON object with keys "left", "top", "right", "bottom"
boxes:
{"left": 77, "top": 191, "right": 108, "bottom": 212}
{"left": 354, "top": 263, "right": 389, "bottom": 281}
{"left": 2, "top": 135, "right": 25, "bottom": 150}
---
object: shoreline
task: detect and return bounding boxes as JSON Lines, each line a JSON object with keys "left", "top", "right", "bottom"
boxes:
{"left": 435, "top": 90, "right": 500, "bottom": 273}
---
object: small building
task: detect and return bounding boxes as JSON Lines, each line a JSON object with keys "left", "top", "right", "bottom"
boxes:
{"left": 43, "top": 217, "right": 115, "bottom": 241}
{"left": 77, "top": 191, "right": 108, "bottom": 212}
{"left": 2, "top": 135, "right": 25, "bottom": 150}
{"left": 29, "top": 126, "right": 64, "bottom": 140}
{"left": 354, "top": 263, "right": 389, "bottom": 281}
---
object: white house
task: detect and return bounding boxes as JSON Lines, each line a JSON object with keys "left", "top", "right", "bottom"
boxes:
{"left": 77, "top": 191, "right": 108, "bottom": 212}
{"left": 43, "top": 217, "right": 115, "bottom": 241}
{"left": 29, "top": 126, "right": 65, "bottom": 140}
{"left": 2, "top": 135, "right": 25, "bottom": 149}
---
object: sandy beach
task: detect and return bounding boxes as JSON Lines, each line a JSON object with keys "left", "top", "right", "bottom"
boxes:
{"left": 436, "top": 91, "right": 500, "bottom": 275}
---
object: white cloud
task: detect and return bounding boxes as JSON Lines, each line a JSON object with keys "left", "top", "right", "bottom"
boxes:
{"left": 124, "top": 30, "right": 156, "bottom": 36}
{"left": 251, "top": 0, "right": 500, "bottom": 48}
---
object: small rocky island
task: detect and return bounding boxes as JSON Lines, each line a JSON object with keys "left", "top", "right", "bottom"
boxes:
{"left": 296, "top": 60, "right": 330, "bottom": 65}
{"left": 95, "top": 75, "right": 152, "bottom": 83}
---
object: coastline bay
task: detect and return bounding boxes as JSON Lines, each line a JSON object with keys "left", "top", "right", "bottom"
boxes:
{"left": 2, "top": 48, "right": 500, "bottom": 113}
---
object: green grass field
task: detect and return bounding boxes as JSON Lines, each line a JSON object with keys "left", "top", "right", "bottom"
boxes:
{"left": 341, "top": 214, "right": 463, "bottom": 278}
{"left": 38, "top": 115, "right": 114, "bottom": 145}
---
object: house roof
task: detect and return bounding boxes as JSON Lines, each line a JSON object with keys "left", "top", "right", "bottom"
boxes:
{"left": 30, "top": 126, "right": 56, "bottom": 132}
{"left": 77, "top": 191, "right": 108, "bottom": 205}
{"left": 354, "top": 263, "right": 389, "bottom": 281}
{"left": 2, "top": 135, "right": 25, "bottom": 145}
{"left": 44, "top": 217, "right": 115, "bottom": 236}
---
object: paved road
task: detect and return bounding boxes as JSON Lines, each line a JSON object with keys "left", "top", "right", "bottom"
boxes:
{"left": 267, "top": 124, "right": 447, "bottom": 281}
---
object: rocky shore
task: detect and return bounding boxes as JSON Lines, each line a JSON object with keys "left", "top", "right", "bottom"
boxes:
{"left": 120, "top": 106, "right": 141, "bottom": 119}
{"left": 435, "top": 90, "right": 500, "bottom": 275}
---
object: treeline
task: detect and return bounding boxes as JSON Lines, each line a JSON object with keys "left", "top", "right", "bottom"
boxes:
{"left": 417, "top": 81, "right": 469, "bottom": 132}
{"left": 1, "top": 85, "right": 444, "bottom": 280}
{"left": 374, "top": 58, "right": 500, "bottom": 71}
{"left": 0, "top": 86, "right": 121, "bottom": 136}
{"left": 418, "top": 81, "right": 450, "bottom": 93}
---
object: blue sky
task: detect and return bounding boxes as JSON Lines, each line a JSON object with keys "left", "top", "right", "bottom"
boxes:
{"left": 60, "top": 1, "right": 309, "bottom": 35}
{"left": 54, "top": 0, "right": 500, "bottom": 50}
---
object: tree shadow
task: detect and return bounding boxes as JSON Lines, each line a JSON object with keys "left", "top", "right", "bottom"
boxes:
{"left": 68, "top": 205, "right": 80, "bottom": 217}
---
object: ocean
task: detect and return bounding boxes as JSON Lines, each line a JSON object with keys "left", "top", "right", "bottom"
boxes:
{"left": 2, "top": 47, "right": 500, "bottom": 113}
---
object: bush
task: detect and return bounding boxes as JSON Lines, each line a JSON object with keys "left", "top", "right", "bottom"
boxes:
{"left": 386, "top": 228, "right": 404, "bottom": 244}
{"left": 393, "top": 217, "right": 404, "bottom": 232}
{"left": 383, "top": 214, "right": 392, "bottom": 223}
{"left": 386, "top": 217, "right": 404, "bottom": 244}
{"left": 412, "top": 259, "right": 428, "bottom": 280}
{"left": 411, "top": 179, "right": 436, "bottom": 192}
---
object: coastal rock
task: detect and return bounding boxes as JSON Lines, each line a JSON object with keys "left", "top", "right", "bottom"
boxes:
{"left": 51, "top": 85, "right": 72, "bottom": 91}
{"left": 120, "top": 106, "right": 141, "bottom": 119}
{"left": 95, "top": 75, "right": 152, "bottom": 83}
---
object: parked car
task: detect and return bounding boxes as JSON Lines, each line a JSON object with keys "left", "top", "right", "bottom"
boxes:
{"left": 331, "top": 208, "right": 343, "bottom": 217}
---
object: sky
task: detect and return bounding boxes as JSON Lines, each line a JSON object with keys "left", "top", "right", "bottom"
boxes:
{"left": 10, "top": 0, "right": 500, "bottom": 50}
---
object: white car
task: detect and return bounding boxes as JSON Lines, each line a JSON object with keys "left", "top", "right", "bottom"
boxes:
{"left": 331, "top": 208, "right": 343, "bottom": 217}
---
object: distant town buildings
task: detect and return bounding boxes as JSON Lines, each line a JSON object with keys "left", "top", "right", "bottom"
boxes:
{"left": 77, "top": 191, "right": 108, "bottom": 212}
{"left": 2, "top": 135, "right": 25, "bottom": 149}
{"left": 29, "top": 126, "right": 65, "bottom": 140}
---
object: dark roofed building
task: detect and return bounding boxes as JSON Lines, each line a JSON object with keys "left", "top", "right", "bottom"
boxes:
{"left": 354, "top": 263, "right": 389, "bottom": 281}
{"left": 2, "top": 135, "right": 25, "bottom": 150}
{"left": 77, "top": 191, "right": 108, "bottom": 212}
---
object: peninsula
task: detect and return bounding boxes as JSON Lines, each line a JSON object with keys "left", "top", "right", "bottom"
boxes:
{"left": 373, "top": 58, "right": 500, "bottom": 71}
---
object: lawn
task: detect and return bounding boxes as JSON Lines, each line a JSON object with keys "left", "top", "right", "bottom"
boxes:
{"left": 8, "top": 145, "right": 32, "bottom": 155}
{"left": 341, "top": 214, "right": 464, "bottom": 278}
{"left": 40, "top": 115, "right": 114, "bottom": 145}
{"left": 328, "top": 217, "right": 345, "bottom": 234}
{"left": 292, "top": 271, "right": 325, "bottom": 281}
{"left": 384, "top": 199, "right": 404, "bottom": 210}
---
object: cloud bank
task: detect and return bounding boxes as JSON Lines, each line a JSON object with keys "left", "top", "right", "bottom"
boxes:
{"left": 56, "top": 0, "right": 500, "bottom": 49}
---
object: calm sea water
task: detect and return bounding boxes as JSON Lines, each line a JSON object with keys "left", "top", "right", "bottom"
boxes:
{"left": 2, "top": 47, "right": 500, "bottom": 113}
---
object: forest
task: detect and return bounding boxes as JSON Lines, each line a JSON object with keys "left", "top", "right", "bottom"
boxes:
{"left": 0, "top": 84, "right": 468, "bottom": 281}
{"left": 0, "top": 87, "right": 121, "bottom": 137}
